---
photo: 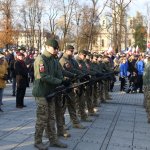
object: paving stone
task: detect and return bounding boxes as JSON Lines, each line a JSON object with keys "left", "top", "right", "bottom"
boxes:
{"left": 133, "top": 138, "right": 150, "bottom": 149}
{"left": 1, "top": 82, "right": 149, "bottom": 150}
{"left": 134, "top": 132, "right": 150, "bottom": 141}
{"left": 112, "top": 130, "right": 133, "bottom": 139}
{"left": 109, "top": 137, "right": 132, "bottom": 147}
{"left": 2, "top": 132, "right": 30, "bottom": 143}
{"left": 92, "top": 121, "right": 111, "bottom": 129}
{"left": 107, "top": 145, "right": 132, "bottom": 150}
{"left": 82, "top": 128, "right": 107, "bottom": 143}
{"left": 0, "top": 139, "right": 18, "bottom": 150}
{"left": 74, "top": 141, "right": 100, "bottom": 150}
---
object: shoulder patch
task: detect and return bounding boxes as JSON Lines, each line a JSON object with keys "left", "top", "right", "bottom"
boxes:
{"left": 39, "top": 64, "right": 45, "bottom": 72}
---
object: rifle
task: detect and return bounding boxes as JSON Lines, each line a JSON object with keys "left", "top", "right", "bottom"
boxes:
{"left": 46, "top": 72, "right": 114, "bottom": 101}
{"left": 46, "top": 80, "right": 89, "bottom": 101}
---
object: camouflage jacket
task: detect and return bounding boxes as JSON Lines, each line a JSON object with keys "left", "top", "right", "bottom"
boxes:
{"left": 143, "top": 61, "right": 150, "bottom": 86}
{"left": 32, "top": 50, "right": 62, "bottom": 97}
{"left": 59, "top": 53, "right": 83, "bottom": 76}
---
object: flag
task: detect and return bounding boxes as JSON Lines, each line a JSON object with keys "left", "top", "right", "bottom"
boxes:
{"left": 136, "top": 45, "right": 139, "bottom": 53}
{"left": 132, "top": 47, "right": 136, "bottom": 53}
{"left": 107, "top": 45, "right": 113, "bottom": 53}
{"left": 128, "top": 46, "right": 132, "bottom": 52}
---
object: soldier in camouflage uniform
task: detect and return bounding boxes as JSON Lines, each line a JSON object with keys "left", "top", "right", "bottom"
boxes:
{"left": 59, "top": 45, "right": 86, "bottom": 129}
{"left": 75, "top": 50, "right": 94, "bottom": 122}
{"left": 90, "top": 54, "right": 101, "bottom": 107}
{"left": 32, "top": 39, "right": 67, "bottom": 150}
{"left": 102, "top": 55, "right": 113, "bottom": 100}
{"left": 143, "top": 55, "right": 150, "bottom": 123}
{"left": 97, "top": 54, "right": 106, "bottom": 103}
{"left": 84, "top": 52, "right": 99, "bottom": 116}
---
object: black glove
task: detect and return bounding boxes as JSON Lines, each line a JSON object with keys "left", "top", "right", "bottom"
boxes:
{"left": 62, "top": 79, "right": 71, "bottom": 87}
{"left": 2, "top": 74, "right": 8, "bottom": 80}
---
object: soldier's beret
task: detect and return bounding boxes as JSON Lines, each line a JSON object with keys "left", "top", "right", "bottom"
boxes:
{"left": 45, "top": 39, "right": 59, "bottom": 49}
{"left": 66, "top": 45, "right": 74, "bottom": 50}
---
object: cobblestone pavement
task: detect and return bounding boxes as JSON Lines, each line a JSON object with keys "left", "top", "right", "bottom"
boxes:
{"left": 0, "top": 82, "right": 150, "bottom": 150}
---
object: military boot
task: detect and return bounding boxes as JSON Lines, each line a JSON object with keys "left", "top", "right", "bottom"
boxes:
{"left": 72, "top": 123, "right": 86, "bottom": 129}
{"left": 58, "top": 130, "right": 71, "bottom": 138}
{"left": 34, "top": 143, "right": 48, "bottom": 150}
{"left": 50, "top": 140, "right": 68, "bottom": 148}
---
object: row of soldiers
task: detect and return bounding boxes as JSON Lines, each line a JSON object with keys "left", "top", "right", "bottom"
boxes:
{"left": 32, "top": 39, "right": 114, "bottom": 150}
{"left": 143, "top": 55, "right": 150, "bottom": 123}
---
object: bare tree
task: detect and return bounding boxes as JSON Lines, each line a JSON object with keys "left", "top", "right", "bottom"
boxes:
{"left": 86, "top": 0, "right": 109, "bottom": 50}
{"left": 109, "top": 0, "right": 132, "bottom": 52}
{"left": 0, "top": 0, "right": 15, "bottom": 49}
{"left": 57, "top": 0, "right": 76, "bottom": 50}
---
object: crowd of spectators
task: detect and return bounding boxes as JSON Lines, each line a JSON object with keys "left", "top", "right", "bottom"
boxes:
{"left": 0, "top": 47, "right": 148, "bottom": 112}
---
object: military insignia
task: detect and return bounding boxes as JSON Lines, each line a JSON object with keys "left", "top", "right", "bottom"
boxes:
{"left": 39, "top": 64, "right": 45, "bottom": 72}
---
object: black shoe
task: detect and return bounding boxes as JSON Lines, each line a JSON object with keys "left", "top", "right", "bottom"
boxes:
{"left": 139, "top": 91, "right": 143, "bottom": 93}
{"left": 12, "top": 94, "right": 16, "bottom": 96}
{"left": 23, "top": 105, "right": 27, "bottom": 107}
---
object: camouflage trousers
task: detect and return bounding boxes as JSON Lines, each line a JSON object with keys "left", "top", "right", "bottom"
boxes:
{"left": 103, "top": 80, "right": 110, "bottom": 100}
{"left": 98, "top": 82, "right": 104, "bottom": 103}
{"left": 76, "top": 86, "right": 87, "bottom": 119}
{"left": 146, "top": 87, "right": 150, "bottom": 121}
{"left": 143, "top": 86, "right": 148, "bottom": 110}
{"left": 34, "top": 97, "right": 57, "bottom": 144}
{"left": 62, "top": 91, "right": 80, "bottom": 125}
{"left": 92, "top": 83, "right": 99, "bottom": 107}
{"left": 84, "top": 85, "right": 94, "bottom": 113}
{"left": 55, "top": 95, "right": 65, "bottom": 135}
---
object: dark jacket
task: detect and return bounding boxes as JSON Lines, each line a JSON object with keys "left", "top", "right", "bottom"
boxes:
{"left": 14, "top": 60, "right": 29, "bottom": 88}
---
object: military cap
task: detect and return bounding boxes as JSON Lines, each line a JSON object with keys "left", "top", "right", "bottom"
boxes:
{"left": 66, "top": 45, "right": 74, "bottom": 50}
{"left": 45, "top": 39, "right": 59, "bottom": 49}
{"left": 79, "top": 50, "right": 88, "bottom": 55}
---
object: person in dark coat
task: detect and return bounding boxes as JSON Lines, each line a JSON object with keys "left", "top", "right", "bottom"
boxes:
{"left": 14, "top": 52, "right": 28, "bottom": 108}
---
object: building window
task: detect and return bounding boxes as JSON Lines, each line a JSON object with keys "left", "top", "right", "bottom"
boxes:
{"left": 101, "top": 39, "right": 104, "bottom": 47}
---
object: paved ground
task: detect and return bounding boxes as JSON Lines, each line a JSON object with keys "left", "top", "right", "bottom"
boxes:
{"left": 0, "top": 82, "right": 150, "bottom": 150}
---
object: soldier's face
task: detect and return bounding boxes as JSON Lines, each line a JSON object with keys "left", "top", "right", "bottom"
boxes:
{"left": 46, "top": 46, "right": 57, "bottom": 55}
{"left": 66, "top": 49, "right": 74, "bottom": 56}
{"left": 80, "top": 54, "right": 86, "bottom": 60}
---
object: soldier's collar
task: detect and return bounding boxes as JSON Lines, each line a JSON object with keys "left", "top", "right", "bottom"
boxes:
{"left": 43, "top": 50, "right": 52, "bottom": 58}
